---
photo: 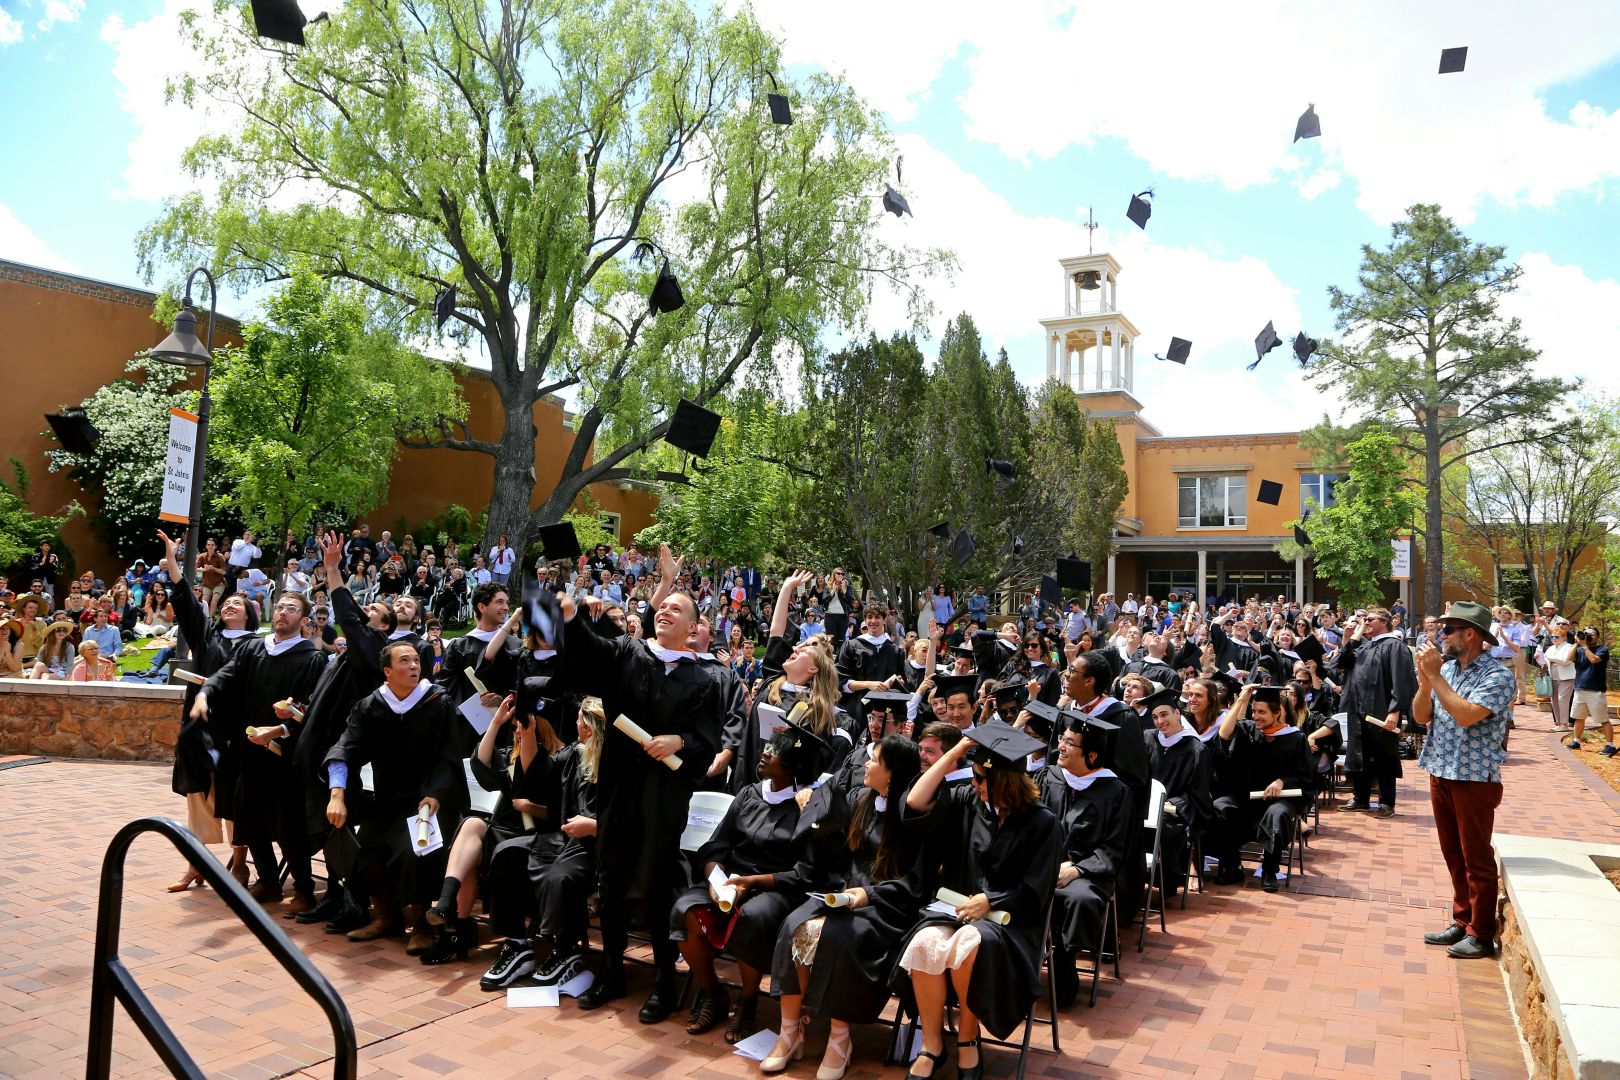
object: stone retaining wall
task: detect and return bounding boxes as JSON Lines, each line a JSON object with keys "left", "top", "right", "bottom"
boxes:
{"left": 0, "top": 678, "right": 183, "bottom": 761}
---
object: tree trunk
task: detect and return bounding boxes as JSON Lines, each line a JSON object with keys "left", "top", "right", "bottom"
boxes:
{"left": 1424, "top": 426, "right": 1444, "bottom": 619}
{"left": 483, "top": 404, "right": 539, "bottom": 568}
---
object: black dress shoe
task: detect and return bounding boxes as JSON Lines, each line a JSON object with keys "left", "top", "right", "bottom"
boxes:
{"left": 638, "top": 980, "right": 679, "bottom": 1024}
{"left": 1260, "top": 872, "right": 1279, "bottom": 893}
{"left": 1423, "top": 925, "right": 1467, "bottom": 947}
{"left": 294, "top": 890, "right": 346, "bottom": 925}
{"left": 1051, "top": 952, "right": 1080, "bottom": 1009}
{"left": 576, "top": 968, "right": 627, "bottom": 1010}
{"left": 323, "top": 902, "right": 369, "bottom": 934}
{"left": 1447, "top": 935, "right": 1495, "bottom": 960}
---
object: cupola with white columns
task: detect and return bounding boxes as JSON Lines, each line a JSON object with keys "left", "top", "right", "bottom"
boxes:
{"left": 1041, "top": 252, "right": 1141, "bottom": 403}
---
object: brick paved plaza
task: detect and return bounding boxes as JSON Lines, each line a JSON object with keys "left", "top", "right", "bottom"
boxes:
{"left": 3, "top": 705, "right": 1617, "bottom": 1080}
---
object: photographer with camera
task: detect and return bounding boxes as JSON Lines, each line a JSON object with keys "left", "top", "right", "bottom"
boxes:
{"left": 1565, "top": 626, "right": 1615, "bottom": 756}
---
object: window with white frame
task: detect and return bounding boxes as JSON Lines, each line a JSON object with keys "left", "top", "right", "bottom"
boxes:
{"left": 1300, "top": 472, "right": 1340, "bottom": 513}
{"left": 1177, "top": 475, "right": 1247, "bottom": 528}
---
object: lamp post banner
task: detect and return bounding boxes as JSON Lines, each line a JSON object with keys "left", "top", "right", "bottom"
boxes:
{"left": 1390, "top": 537, "right": 1411, "bottom": 581}
{"left": 159, "top": 407, "right": 200, "bottom": 524}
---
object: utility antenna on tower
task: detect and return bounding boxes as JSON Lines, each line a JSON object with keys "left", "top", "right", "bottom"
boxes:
{"left": 1083, "top": 207, "right": 1098, "bottom": 254}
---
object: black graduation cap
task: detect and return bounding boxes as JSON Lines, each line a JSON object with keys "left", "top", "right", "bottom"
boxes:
{"left": 1293, "top": 332, "right": 1318, "bottom": 367}
{"left": 1021, "top": 700, "right": 1062, "bottom": 742}
{"left": 1038, "top": 574, "right": 1061, "bottom": 607}
{"left": 45, "top": 409, "right": 100, "bottom": 455}
{"left": 1138, "top": 685, "right": 1182, "bottom": 716}
{"left": 1438, "top": 46, "right": 1467, "bottom": 74}
{"left": 776, "top": 719, "right": 834, "bottom": 777}
{"left": 433, "top": 285, "right": 456, "bottom": 330}
{"left": 1208, "top": 669, "right": 1243, "bottom": 700}
{"left": 1293, "top": 104, "right": 1321, "bottom": 143}
{"left": 863, "top": 690, "right": 913, "bottom": 711}
{"left": 933, "top": 673, "right": 978, "bottom": 701}
{"left": 949, "top": 642, "right": 976, "bottom": 658}
{"left": 964, "top": 720, "right": 1045, "bottom": 771}
{"left": 1295, "top": 633, "right": 1324, "bottom": 666}
{"left": 1248, "top": 684, "right": 1286, "bottom": 706}
{"left": 929, "top": 520, "right": 952, "bottom": 540}
{"left": 665, "top": 397, "right": 722, "bottom": 458}
{"left": 516, "top": 675, "right": 557, "bottom": 720}
{"left": 1248, "top": 321, "right": 1282, "bottom": 370}
{"left": 991, "top": 673, "right": 1029, "bottom": 706}
{"left": 1257, "top": 479, "right": 1283, "bottom": 506}
{"left": 537, "top": 521, "right": 581, "bottom": 562}
{"left": 985, "top": 458, "right": 1017, "bottom": 485}
{"left": 1056, "top": 556, "right": 1091, "bottom": 591}
{"left": 1126, "top": 188, "right": 1154, "bottom": 230}
{"left": 1063, "top": 710, "right": 1119, "bottom": 763}
{"left": 951, "top": 528, "right": 976, "bottom": 567}
{"left": 522, "top": 586, "right": 565, "bottom": 655}
{"left": 249, "top": 0, "right": 313, "bottom": 45}
{"left": 649, "top": 258, "right": 685, "bottom": 314}
{"left": 765, "top": 74, "right": 792, "bottom": 124}
{"left": 882, "top": 186, "right": 912, "bottom": 218}
{"left": 1156, "top": 337, "right": 1191, "bottom": 365}
{"left": 1293, "top": 522, "right": 1312, "bottom": 547}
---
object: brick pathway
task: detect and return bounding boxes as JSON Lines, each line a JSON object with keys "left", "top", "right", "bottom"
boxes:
{"left": 3, "top": 706, "right": 1616, "bottom": 1080}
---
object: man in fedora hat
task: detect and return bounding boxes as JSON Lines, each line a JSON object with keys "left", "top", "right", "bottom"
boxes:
{"left": 1411, "top": 601, "right": 1516, "bottom": 960}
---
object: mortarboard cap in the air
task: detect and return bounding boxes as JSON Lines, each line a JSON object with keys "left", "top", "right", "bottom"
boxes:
{"left": 929, "top": 520, "right": 952, "bottom": 540}
{"left": 522, "top": 585, "right": 566, "bottom": 655}
{"left": 767, "top": 79, "right": 792, "bottom": 125}
{"left": 1021, "top": 700, "right": 1061, "bottom": 742}
{"left": 1156, "top": 336, "right": 1191, "bottom": 365}
{"left": 1294, "top": 103, "right": 1321, "bottom": 143}
{"left": 964, "top": 720, "right": 1046, "bottom": 771}
{"left": 1056, "top": 556, "right": 1091, "bottom": 591}
{"left": 537, "top": 521, "right": 582, "bottom": 562}
{"left": 250, "top": 0, "right": 311, "bottom": 45}
{"left": 951, "top": 528, "right": 976, "bottom": 567}
{"left": 1038, "top": 574, "right": 1061, "bottom": 607}
{"left": 882, "top": 186, "right": 912, "bottom": 218}
{"left": 1248, "top": 321, "right": 1282, "bottom": 370}
{"left": 1438, "top": 46, "right": 1467, "bottom": 74}
{"left": 433, "top": 285, "right": 456, "bottom": 330}
{"left": 1138, "top": 684, "right": 1182, "bottom": 717}
{"left": 934, "top": 672, "right": 978, "bottom": 701}
{"left": 665, "top": 398, "right": 722, "bottom": 458}
{"left": 1293, "top": 522, "right": 1311, "bottom": 547}
{"left": 1293, "top": 332, "right": 1318, "bottom": 367}
{"left": 986, "top": 458, "right": 1016, "bottom": 484}
{"left": 1295, "top": 634, "right": 1325, "bottom": 665}
{"left": 649, "top": 258, "right": 685, "bottom": 314}
{"left": 1126, "top": 189, "right": 1153, "bottom": 230}
{"left": 45, "top": 409, "right": 100, "bottom": 455}
{"left": 1257, "top": 479, "right": 1283, "bottom": 506}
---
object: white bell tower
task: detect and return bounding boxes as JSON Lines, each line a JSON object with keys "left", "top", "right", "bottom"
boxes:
{"left": 1039, "top": 252, "right": 1141, "bottom": 399}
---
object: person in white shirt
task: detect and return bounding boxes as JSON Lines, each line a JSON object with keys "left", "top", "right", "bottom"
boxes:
{"left": 280, "top": 559, "right": 311, "bottom": 597}
{"left": 1121, "top": 593, "right": 1139, "bottom": 615}
{"left": 468, "top": 555, "right": 493, "bottom": 588}
{"left": 228, "top": 530, "right": 261, "bottom": 569}
{"left": 488, "top": 535, "right": 516, "bottom": 586}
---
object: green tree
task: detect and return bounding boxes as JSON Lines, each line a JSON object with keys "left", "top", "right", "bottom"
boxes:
{"left": 1022, "top": 382, "right": 1127, "bottom": 599}
{"left": 205, "top": 270, "right": 465, "bottom": 540}
{"left": 1306, "top": 203, "right": 1575, "bottom": 616}
{"left": 1286, "top": 427, "right": 1420, "bottom": 610}
{"left": 45, "top": 358, "right": 232, "bottom": 563}
{"left": 140, "top": 0, "right": 945, "bottom": 562}
{"left": 0, "top": 459, "right": 82, "bottom": 579}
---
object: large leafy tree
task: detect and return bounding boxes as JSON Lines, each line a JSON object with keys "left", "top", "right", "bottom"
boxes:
{"left": 0, "top": 460, "right": 81, "bottom": 581}
{"left": 1028, "top": 385, "right": 1128, "bottom": 576}
{"left": 140, "top": 0, "right": 942, "bottom": 561}
{"left": 1286, "top": 426, "right": 1420, "bottom": 610}
{"left": 1306, "top": 203, "right": 1574, "bottom": 615}
{"left": 206, "top": 269, "right": 466, "bottom": 541}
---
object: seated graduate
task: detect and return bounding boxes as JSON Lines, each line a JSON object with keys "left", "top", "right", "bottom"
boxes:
{"left": 1039, "top": 712, "right": 1133, "bottom": 1008}
{"left": 829, "top": 690, "right": 913, "bottom": 795}
{"left": 478, "top": 696, "right": 604, "bottom": 992}
{"left": 672, "top": 722, "right": 833, "bottom": 1042}
{"left": 761, "top": 735, "right": 927, "bottom": 1079}
{"left": 1207, "top": 683, "right": 1314, "bottom": 892}
{"left": 916, "top": 721, "right": 973, "bottom": 788}
{"left": 322, "top": 640, "right": 468, "bottom": 952}
{"left": 898, "top": 722, "right": 1061, "bottom": 1080}
{"left": 1142, "top": 686, "right": 1213, "bottom": 893}
{"left": 420, "top": 677, "right": 560, "bottom": 964}
{"left": 1116, "top": 673, "right": 1158, "bottom": 718}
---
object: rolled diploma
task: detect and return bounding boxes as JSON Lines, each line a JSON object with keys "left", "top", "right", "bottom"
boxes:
{"left": 613, "top": 715, "right": 683, "bottom": 771}
{"left": 174, "top": 669, "right": 205, "bottom": 686}
{"left": 415, "top": 809, "right": 431, "bottom": 847}
{"left": 821, "top": 891, "right": 856, "bottom": 908}
{"left": 465, "top": 669, "right": 489, "bottom": 696}
{"left": 1249, "top": 788, "right": 1303, "bottom": 799}
{"left": 937, "top": 886, "right": 1011, "bottom": 925}
{"left": 245, "top": 726, "right": 283, "bottom": 756}
{"left": 708, "top": 865, "right": 737, "bottom": 912}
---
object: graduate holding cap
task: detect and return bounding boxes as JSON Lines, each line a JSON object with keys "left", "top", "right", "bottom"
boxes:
{"left": 897, "top": 722, "right": 1062, "bottom": 1078}
{"left": 1208, "top": 684, "right": 1314, "bottom": 892}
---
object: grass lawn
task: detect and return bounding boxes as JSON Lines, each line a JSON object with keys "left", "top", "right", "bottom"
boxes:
{"left": 112, "top": 625, "right": 473, "bottom": 676}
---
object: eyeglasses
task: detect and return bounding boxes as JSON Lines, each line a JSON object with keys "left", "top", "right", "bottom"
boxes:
{"left": 1058, "top": 737, "right": 1083, "bottom": 751}
{"left": 970, "top": 770, "right": 988, "bottom": 785}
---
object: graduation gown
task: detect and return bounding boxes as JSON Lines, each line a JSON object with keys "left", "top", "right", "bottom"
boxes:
{"left": 1213, "top": 721, "right": 1313, "bottom": 858}
{"left": 292, "top": 586, "right": 386, "bottom": 834}
{"left": 1210, "top": 621, "right": 1260, "bottom": 675}
{"left": 1076, "top": 697, "right": 1150, "bottom": 925}
{"left": 670, "top": 781, "right": 810, "bottom": 971}
{"left": 770, "top": 788, "right": 929, "bottom": 1024}
{"left": 702, "top": 654, "right": 750, "bottom": 789}
{"left": 1119, "top": 656, "right": 1182, "bottom": 694}
{"left": 168, "top": 573, "right": 255, "bottom": 808}
{"left": 730, "top": 636, "right": 855, "bottom": 793}
{"left": 477, "top": 740, "right": 596, "bottom": 943}
{"left": 1333, "top": 633, "right": 1415, "bottom": 776}
{"left": 894, "top": 786, "right": 1061, "bottom": 1040}
{"left": 1039, "top": 766, "right": 1133, "bottom": 954}
{"left": 1148, "top": 731, "right": 1212, "bottom": 889}
{"left": 835, "top": 633, "right": 904, "bottom": 719}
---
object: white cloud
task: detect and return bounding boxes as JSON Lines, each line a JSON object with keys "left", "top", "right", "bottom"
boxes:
{"left": 0, "top": 200, "right": 80, "bottom": 273}
{"left": 0, "top": 8, "right": 22, "bottom": 44}
{"left": 38, "top": 0, "right": 84, "bottom": 32}
{"left": 1501, "top": 252, "right": 1620, "bottom": 400}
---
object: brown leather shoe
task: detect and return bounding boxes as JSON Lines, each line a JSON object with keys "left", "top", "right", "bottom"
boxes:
{"left": 282, "top": 889, "right": 317, "bottom": 917}
{"left": 346, "top": 915, "right": 400, "bottom": 942}
{"left": 228, "top": 848, "right": 250, "bottom": 886}
{"left": 402, "top": 904, "right": 432, "bottom": 955}
{"left": 249, "top": 880, "right": 283, "bottom": 903}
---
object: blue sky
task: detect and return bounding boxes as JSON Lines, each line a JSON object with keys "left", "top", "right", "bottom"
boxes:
{"left": 4, "top": 0, "right": 1619, "bottom": 435}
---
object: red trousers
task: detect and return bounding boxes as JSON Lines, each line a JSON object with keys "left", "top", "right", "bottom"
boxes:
{"left": 1429, "top": 775, "right": 1503, "bottom": 940}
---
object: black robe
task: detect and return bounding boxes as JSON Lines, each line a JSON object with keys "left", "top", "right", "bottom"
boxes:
{"left": 1210, "top": 621, "right": 1260, "bottom": 675}
{"left": 835, "top": 634, "right": 904, "bottom": 720}
{"left": 168, "top": 572, "right": 255, "bottom": 808}
{"left": 1210, "top": 721, "right": 1313, "bottom": 862}
{"left": 702, "top": 655, "right": 750, "bottom": 789}
{"left": 1039, "top": 766, "right": 1134, "bottom": 954}
{"left": 895, "top": 786, "right": 1061, "bottom": 1040}
{"left": 291, "top": 586, "right": 386, "bottom": 835}
{"left": 1333, "top": 633, "right": 1415, "bottom": 776}
{"left": 1078, "top": 698, "right": 1150, "bottom": 926}
{"left": 1118, "top": 656, "right": 1182, "bottom": 694}
{"left": 483, "top": 740, "right": 596, "bottom": 944}
{"left": 670, "top": 782, "right": 810, "bottom": 971}
{"left": 1148, "top": 732, "right": 1212, "bottom": 889}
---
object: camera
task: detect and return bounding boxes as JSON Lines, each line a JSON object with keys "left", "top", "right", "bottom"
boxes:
{"left": 1577, "top": 629, "right": 1594, "bottom": 642}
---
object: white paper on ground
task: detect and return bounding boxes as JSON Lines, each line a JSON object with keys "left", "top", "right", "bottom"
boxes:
{"left": 1252, "top": 866, "right": 1290, "bottom": 880}
{"left": 889, "top": 1026, "right": 923, "bottom": 1063}
{"left": 731, "top": 1029, "right": 778, "bottom": 1061}
{"left": 506, "top": 985, "right": 560, "bottom": 1008}
{"left": 459, "top": 694, "right": 496, "bottom": 735}
{"left": 406, "top": 811, "right": 443, "bottom": 856}
{"left": 557, "top": 969, "right": 594, "bottom": 998}
{"left": 757, "top": 702, "right": 788, "bottom": 741}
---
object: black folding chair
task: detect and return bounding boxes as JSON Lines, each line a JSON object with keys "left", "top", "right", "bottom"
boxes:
{"left": 1049, "top": 892, "right": 1120, "bottom": 1008}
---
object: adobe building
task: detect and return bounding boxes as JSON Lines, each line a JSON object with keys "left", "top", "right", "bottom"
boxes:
{"left": 1042, "top": 251, "right": 1426, "bottom": 610}
{"left": 0, "top": 258, "right": 656, "bottom": 578}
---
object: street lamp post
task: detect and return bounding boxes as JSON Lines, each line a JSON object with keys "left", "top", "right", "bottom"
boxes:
{"left": 148, "top": 267, "right": 218, "bottom": 663}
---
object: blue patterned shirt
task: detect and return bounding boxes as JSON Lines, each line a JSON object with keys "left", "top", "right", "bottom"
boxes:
{"left": 1418, "top": 653, "right": 1515, "bottom": 783}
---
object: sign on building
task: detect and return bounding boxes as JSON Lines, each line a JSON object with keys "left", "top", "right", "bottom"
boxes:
{"left": 159, "top": 407, "right": 199, "bottom": 524}
{"left": 1390, "top": 537, "right": 1411, "bottom": 581}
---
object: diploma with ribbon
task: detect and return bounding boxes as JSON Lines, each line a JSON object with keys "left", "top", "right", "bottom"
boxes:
{"left": 409, "top": 808, "right": 444, "bottom": 855}
{"left": 613, "top": 714, "right": 683, "bottom": 771}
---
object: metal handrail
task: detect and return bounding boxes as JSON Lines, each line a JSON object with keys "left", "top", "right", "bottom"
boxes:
{"left": 85, "top": 817, "right": 357, "bottom": 1079}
